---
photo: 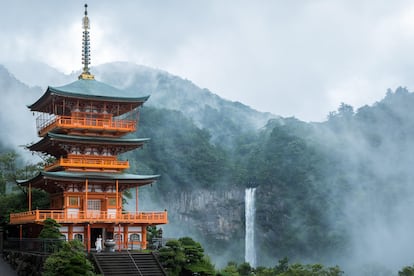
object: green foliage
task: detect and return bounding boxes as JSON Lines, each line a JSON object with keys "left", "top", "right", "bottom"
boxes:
{"left": 0, "top": 151, "right": 19, "bottom": 195}
{"left": 39, "top": 218, "right": 63, "bottom": 239}
{"left": 219, "top": 259, "right": 343, "bottom": 276}
{"left": 219, "top": 262, "right": 239, "bottom": 276}
{"left": 278, "top": 263, "right": 343, "bottom": 276}
{"left": 0, "top": 151, "right": 48, "bottom": 224}
{"left": 0, "top": 188, "right": 49, "bottom": 224}
{"left": 159, "top": 239, "right": 186, "bottom": 276}
{"left": 399, "top": 265, "right": 414, "bottom": 276}
{"left": 43, "top": 240, "right": 96, "bottom": 276}
{"left": 130, "top": 107, "right": 230, "bottom": 191}
{"left": 159, "top": 237, "right": 215, "bottom": 276}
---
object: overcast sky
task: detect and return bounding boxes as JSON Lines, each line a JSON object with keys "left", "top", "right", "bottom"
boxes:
{"left": 1, "top": 0, "right": 414, "bottom": 122}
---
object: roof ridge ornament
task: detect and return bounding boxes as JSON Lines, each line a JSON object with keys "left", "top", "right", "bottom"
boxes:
{"left": 79, "top": 4, "right": 95, "bottom": 80}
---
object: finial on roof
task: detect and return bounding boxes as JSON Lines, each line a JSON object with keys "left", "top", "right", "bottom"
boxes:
{"left": 79, "top": 3, "right": 95, "bottom": 80}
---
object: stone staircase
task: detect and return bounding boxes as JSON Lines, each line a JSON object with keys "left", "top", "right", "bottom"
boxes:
{"left": 92, "top": 252, "right": 167, "bottom": 276}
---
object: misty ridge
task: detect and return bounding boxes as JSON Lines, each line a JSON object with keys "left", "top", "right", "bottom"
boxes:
{"left": 1, "top": 61, "right": 414, "bottom": 274}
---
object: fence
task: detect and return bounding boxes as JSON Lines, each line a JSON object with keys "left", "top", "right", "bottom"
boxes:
{"left": 3, "top": 238, "right": 65, "bottom": 255}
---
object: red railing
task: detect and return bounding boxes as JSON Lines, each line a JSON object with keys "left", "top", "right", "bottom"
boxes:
{"left": 37, "top": 115, "right": 136, "bottom": 136}
{"left": 10, "top": 210, "right": 168, "bottom": 225}
{"left": 45, "top": 157, "right": 129, "bottom": 171}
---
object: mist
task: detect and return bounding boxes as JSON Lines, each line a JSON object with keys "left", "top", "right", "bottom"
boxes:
{"left": 311, "top": 89, "right": 414, "bottom": 274}
{"left": 3, "top": 61, "right": 414, "bottom": 275}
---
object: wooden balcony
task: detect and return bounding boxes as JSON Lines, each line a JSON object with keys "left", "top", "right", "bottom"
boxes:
{"left": 45, "top": 156, "right": 129, "bottom": 172}
{"left": 37, "top": 115, "right": 136, "bottom": 136}
{"left": 9, "top": 210, "right": 168, "bottom": 225}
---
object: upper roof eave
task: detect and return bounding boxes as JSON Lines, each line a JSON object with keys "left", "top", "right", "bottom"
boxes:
{"left": 17, "top": 171, "right": 160, "bottom": 187}
{"left": 28, "top": 79, "right": 150, "bottom": 111}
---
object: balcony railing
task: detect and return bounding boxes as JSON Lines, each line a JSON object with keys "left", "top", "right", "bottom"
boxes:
{"left": 37, "top": 115, "right": 136, "bottom": 136}
{"left": 45, "top": 157, "right": 129, "bottom": 171}
{"left": 10, "top": 210, "right": 168, "bottom": 225}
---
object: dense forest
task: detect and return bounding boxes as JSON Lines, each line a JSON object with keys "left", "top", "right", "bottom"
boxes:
{"left": 1, "top": 63, "right": 414, "bottom": 274}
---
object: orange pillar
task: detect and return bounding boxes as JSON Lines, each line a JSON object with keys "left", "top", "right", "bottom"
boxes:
{"left": 142, "top": 226, "right": 147, "bottom": 249}
{"left": 118, "top": 223, "right": 121, "bottom": 252}
{"left": 68, "top": 225, "right": 73, "bottom": 241}
{"left": 124, "top": 225, "right": 128, "bottom": 249}
{"left": 116, "top": 180, "right": 119, "bottom": 218}
{"left": 87, "top": 224, "right": 91, "bottom": 253}
{"left": 135, "top": 186, "right": 138, "bottom": 213}
{"left": 85, "top": 179, "right": 88, "bottom": 217}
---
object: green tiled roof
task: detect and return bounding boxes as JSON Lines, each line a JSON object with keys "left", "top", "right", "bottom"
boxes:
{"left": 17, "top": 171, "right": 160, "bottom": 188}
{"left": 46, "top": 132, "right": 149, "bottom": 144}
{"left": 48, "top": 79, "right": 149, "bottom": 102}
{"left": 29, "top": 78, "right": 150, "bottom": 113}
{"left": 42, "top": 171, "right": 159, "bottom": 181}
{"left": 28, "top": 133, "right": 149, "bottom": 157}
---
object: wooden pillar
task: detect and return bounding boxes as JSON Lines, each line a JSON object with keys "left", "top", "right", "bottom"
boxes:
{"left": 135, "top": 186, "right": 138, "bottom": 213}
{"left": 68, "top": 225, "right": 73, "bottom": 241}
{"left": 28, "top": 182, "right": 32, "bottom": 211}
{"left": 123, "top": 225, "right": 128, "bottom": 249}
{"left": 87, "top": 224, "right": 91, "bottom": 253}
{"left": 118, "top": 223, "right": 121, "bottom": 252}
{"left": 19, "top": 225, "right": 22, "bottom": 240}
{"left": 142, "top": 226, "right": 147, "bottom": 250}
{"left": 116, "top": 180, "right": 119, "bottom": 218}
{"left": 85, "top": 179, "right": 88, "bottom": 217}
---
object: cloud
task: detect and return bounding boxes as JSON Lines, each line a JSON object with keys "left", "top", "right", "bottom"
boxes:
{"left": 1, "top": 0, "right": 414, "bottom": 121}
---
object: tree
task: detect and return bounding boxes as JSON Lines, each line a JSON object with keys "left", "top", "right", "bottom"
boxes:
{"left": 0, "top": 152, "right": 18, "bottom": 195}
{"left": 159, "top": 237, "right": 215, "bottom": 276}
{"left": 159, "top": 239, "right": 186, "bottom": 276}
{"left": 274, "top": 257, "right": 289, "bottom": 274}
{"left": 219, "top": 262, "right": 239, "bottom": 276}
{"left": 237, "top": 262, "right": 253, "bottom": 276}
{"left": 399, "top": 265, "right": 414, "bottom": 276}
{"left": 39, "top": 218, "right": 63, "bottom": 239}
{"left": 278, "top": 263, "right": 343, "bottom": 276}
{"left": 43, "top": 239, "right": 96, "bottom": 276}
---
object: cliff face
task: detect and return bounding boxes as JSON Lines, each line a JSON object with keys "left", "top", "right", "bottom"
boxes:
{"left": 159, "top": 188, "right": 246, "bottom": 264}
{"left": 165, "top": 188, "right": 244, "bottom": 237}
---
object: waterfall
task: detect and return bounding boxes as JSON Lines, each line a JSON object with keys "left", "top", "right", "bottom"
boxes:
{"left": 245, "top": 187, "right": 257, "bottom": 267}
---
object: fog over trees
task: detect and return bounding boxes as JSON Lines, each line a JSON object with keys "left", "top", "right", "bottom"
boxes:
{"left": 2, "top": 62, "right": 414, "bottom": 275}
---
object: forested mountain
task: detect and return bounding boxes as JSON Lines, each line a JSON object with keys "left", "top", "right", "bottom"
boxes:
{"left": 2, "top": 62, "right": 414, "bottom": 274}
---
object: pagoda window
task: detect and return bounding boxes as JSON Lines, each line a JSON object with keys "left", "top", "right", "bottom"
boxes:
{"left": 71, "top": 147, "right": 81, "bottom": 155}
{"left": 108, "top": 197, "right": 116, "bottom": 207}
{"left": 74, "top": 234, "right": 83, "bottom": 242}
{"left": 85, "top": 147, "right": 95, "bottom": 155}
{"left": 130, "top": 234, "right": 140, "bottom": 241}
{"left": 68, "top": 196, "right": 80, "bottom": 207}
{"left": 88, "top": 199, "right": 101, "bottom": 211}
{"left": 102, "top": 148, "right": 112, "bottom": 156}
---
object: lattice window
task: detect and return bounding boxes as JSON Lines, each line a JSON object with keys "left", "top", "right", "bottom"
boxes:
{"left": 108, "top": 198, "right": 116, "bottom": 207}
{"left": 130, "top": 234, "right": 140, "bottom": 241}
{"left": 88, "top": 199, "right": 101, "bottom": 211}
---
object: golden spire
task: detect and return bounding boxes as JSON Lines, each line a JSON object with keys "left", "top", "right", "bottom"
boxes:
{"left": 79, "top": 4, "right": 95, "bottom": 80}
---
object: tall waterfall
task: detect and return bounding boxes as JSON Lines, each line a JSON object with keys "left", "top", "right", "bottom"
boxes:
{"left": 245, "top": 187, "right": 257, "bottom": 267}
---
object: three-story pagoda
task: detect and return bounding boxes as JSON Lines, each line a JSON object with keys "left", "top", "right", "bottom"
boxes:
{"left": 9, "top": 4, "right": 167, "bottom": 251}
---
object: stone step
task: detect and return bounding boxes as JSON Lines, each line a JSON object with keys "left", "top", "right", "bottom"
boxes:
{"left": 92, "top": 252, "right": 166, "bottom": 276}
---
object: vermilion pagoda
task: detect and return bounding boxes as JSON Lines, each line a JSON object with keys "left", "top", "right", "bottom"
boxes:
{"left": 9, "top": 4, "right": 167, "bottom": 251}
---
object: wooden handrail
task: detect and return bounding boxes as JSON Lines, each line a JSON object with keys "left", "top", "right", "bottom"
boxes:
{"left": 45, "top": 157, "right": 129, "bottom": 171}
{"left": 37, "top": 115, "right": 136, "bottom": 136}
{"left": 9, "top": 210, "right": 168, "bottom": 225}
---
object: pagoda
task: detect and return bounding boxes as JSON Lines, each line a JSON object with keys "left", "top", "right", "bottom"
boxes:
{"left": 9, "top": 4, "right": 167, "bottom": 251}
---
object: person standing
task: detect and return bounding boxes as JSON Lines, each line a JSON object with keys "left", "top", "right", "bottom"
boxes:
{"left": 95, "top": 235, "right": 102, "bottom": 252}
